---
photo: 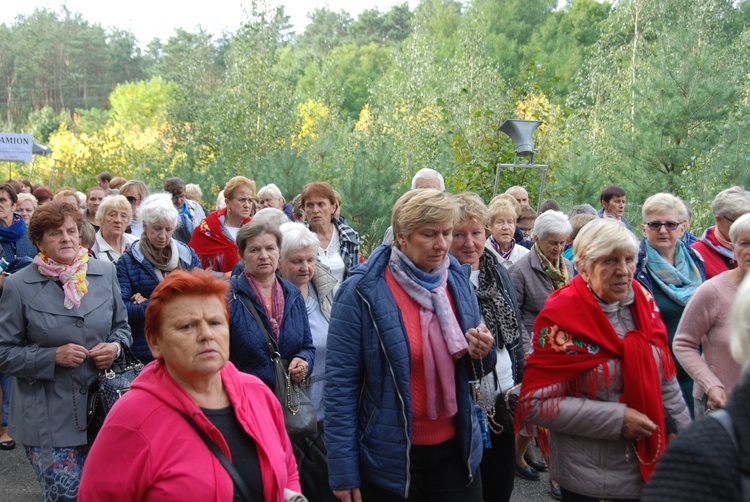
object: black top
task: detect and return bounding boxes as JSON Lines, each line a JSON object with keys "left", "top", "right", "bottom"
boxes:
{"left": 202, "top": 406, "right": 264, "bottom": 502}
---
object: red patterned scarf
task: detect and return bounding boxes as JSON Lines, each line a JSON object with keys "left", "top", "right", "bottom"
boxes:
{"left": 516, "top": 274, "right": 675, "bottom": 481}
{"left": 189, "top": 208, "right": 251, "bottom": 273}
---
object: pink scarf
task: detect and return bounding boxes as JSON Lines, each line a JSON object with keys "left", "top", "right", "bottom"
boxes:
{"left": 33, "top": 247, "right": 89, "bottom": 309}
{"left": 244, "top": 270, "right": 285, "bottom": 339}
{"left": 388, "top": 247, "right": 468, "bottom": 419}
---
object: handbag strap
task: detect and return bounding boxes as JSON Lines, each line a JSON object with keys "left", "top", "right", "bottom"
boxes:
{"left": 232, "top": 278, "right": 280, "bottom": 359}
{"left": 180, "top": 411, "right": 255, "bottom": 502}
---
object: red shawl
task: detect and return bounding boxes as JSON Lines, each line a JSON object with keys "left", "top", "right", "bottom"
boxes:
{"left": 516, "top": 274, "right": 676, "bottom": 481}
{"left": 188, "top": 208, "right": 251, "bottom": 273}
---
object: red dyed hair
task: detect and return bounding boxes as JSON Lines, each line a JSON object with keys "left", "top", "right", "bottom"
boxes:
{"left": 300, "top": 181, "right": 337, "bottom": 208}
{"left": 144, "top": 270, "right": 230, "bottom": 348}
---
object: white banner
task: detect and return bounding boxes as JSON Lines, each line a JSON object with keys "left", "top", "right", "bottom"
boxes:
{"left": 0, "top": 133, "right": 33, "bottom": 163}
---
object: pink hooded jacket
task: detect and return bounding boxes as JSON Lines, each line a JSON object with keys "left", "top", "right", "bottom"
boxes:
{"left": 79, "top": 360, "right": 300, "bottom": 501}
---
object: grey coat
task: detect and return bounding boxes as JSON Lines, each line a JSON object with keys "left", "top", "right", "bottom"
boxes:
{"left": 0, "top": 258, "right": 131, "bottom": 458}
{"left": 508, "top": 249, "right": 573, "bottom": 352}
{"left": 526, "top": 288, "right": 691, "bottom": 499}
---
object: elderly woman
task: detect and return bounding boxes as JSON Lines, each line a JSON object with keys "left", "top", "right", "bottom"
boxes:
{"left": 643, "top": 274, "right": 750, "bottom": 501}
{"left": 191, "top": 176, "right": 256, "bottom": 277}
{"left": 277, "top": 222, "right": 338, "bottom": 502}
{"left": 259, "top": 183, "right": 294, "bottom": 221}
{"left": 78, "top": 271, "right": 302, "bottom": 501}
{"left": 509, "top": 210, "right": 573, "bottom": 491}
{"left": 117, "top": 194, "right": 202, "bottom": 363}
{"left": 0, "top": 183, "right": 37, "bottom": 263}
{"left": 635, "top": 192, "right": 706, "bottom": 415}
{"left": 15, "top": 192, "right": 37, "bottom": 224}
{"left": 325, "top": 189, "right": 496, "bottom": 502}
{"left": 517, "top": 218, "right": 690, "bottom": 500}
{"left": 120, "top": 180, "right": 150, "bottom": 238}
{"left": 91, "top": 195, "right": 137, "bottom": 264}
{"left": 0, "top": 200, "right": 131, "bottom": 501}
{"left": 228, "top": 220, "right": 315, "bottom": 391}
{"left": 486, "top": 197, "right": 529, "bottom": 268}
{"left": 163, "top": 177, "right": 207, "bottom": 244}
{"left": 450, "top": 193, "right": 525, "bottom": 502}
{"left": 673, "top": 213, "right": 750, "bottom": 418}
{"left": 301, "top": 182, "right": 359, "bottom": 286}
{"left": 691, "top": 185, "right": 750, "bottom": 279}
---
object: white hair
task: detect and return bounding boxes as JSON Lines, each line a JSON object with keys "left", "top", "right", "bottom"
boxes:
{"left": 279, "top": 222, "right": 320, "bottom": 259}
{"left": 139, "top": 193, "right": 179, "bottom": 228}
{"left": 411, "top": 168, "right": 445, "bottom": 190}
{"left": 730, "top": 213, "right": 750, "bottom": 244}
{"left": 533, "top": 210, "right": 572, "bottom": 241}
{"left": 252, "top": 208, "right": 289, "bottom": 228}
{"left": 257, "top": 183, "right": 284, "bottom": 202}
{"left": 713, "top": 186, "right": 750, "bottom": 219}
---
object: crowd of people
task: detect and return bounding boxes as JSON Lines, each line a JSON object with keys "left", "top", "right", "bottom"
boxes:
{"left": 0, "top": 168, "right": 749, "bottom": 502}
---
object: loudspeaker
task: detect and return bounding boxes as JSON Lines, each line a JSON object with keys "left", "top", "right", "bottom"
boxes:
{"left": 498, "top": 120, "right": 541, "bottom": 157}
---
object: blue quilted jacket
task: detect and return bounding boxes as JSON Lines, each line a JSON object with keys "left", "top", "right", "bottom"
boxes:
{"left": 228, "top": 274, "right": 315, "bottom": 390}
{"left": 116, "top": 240, "right": 201, "bottom": 362}
{"left": 324, "top": 244, "right": 496, "bottom": 497}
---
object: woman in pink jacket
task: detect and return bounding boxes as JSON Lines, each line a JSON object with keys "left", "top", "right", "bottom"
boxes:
{"left": 79, "top": 270, "right": 302, "bottom": 502}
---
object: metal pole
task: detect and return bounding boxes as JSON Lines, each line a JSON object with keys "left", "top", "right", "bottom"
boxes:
{"left": 537, "top": 166, "right": 548, "bottom": 214}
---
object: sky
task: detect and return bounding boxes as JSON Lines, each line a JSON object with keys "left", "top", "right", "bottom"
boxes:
{"left": 2, "top": 0, "right": 419, "bottom": 45}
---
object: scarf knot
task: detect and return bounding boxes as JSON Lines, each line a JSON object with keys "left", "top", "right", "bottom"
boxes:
{"left": 644, "top": 240, "right": 702, "bottom": 306}
{"left": 33, "top": 248, "right": 90, "bottom": 309}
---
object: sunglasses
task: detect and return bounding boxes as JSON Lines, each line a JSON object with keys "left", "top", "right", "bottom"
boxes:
{"left": 645, "top": 221, "right": 681, "bottom": 231}
{"left": 125, "top": 196, "right": 139, "bottom": 204}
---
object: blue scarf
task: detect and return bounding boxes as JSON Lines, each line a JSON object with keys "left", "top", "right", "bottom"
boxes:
{"left": 645, "top": 240, "right": 702, "bottom": 306}
{"left": 0, "top": 214, "right": 27, "bottom": 243}
{"left": 177, "top": 203, "right": 194, "bottom": 235}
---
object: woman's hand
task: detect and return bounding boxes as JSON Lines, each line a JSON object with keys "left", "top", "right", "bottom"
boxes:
{"left": 288, "top": 357, "right": 309, "bottom": 384}
{"left": 55, "top": 343, "right": 89, "bottom": 368}
{"left": 622, "top": 407, "right": 657, "bottom": 440}
{"left": 707, "top": 386, "right": 728, "bottom": 411}
{"left": 88, "top": 342, "right": 119, "bottom": 370}
{"left": 333, "top": 488, "right": 361, "bottom": 502}
{"left": 130, "top": 293, "right": 147, "bottom": 305}
{"left": 466, "top": 324, "right": 493, "bottom": 359}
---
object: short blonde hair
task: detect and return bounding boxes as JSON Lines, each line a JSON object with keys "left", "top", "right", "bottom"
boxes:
{"left": 454, "top": 192, "right": 490, "bottom": 230}
{"left": 223, "top": 176, "right": 256, "bottom": 201}
{"left": 490, "top": 193, "right": 521, "bottom": 216}
{"left": 17, "top": 192, "right": 38, "bottom": 210}
{"left": 185, "top": 183, "right": 202, "bottom": 202}
{"left": 392, "top": 189, "right": 456, "bottom": 247}
{"left": 642, "top": 192, "right": 687, "bottom": 222}
{"left": 489, "top": 198, "right": 518, "bottom": 224}
{"left": 574, "top": 219, "right": 639, "bottom": 274}
{"left": 96, "top": 195, "right": 133, "bottom": 226}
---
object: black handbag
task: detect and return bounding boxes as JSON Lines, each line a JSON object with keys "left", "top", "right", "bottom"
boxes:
{"left": 98, "top": 344, "right": 144, "bottom": 413}
{"left": 233, "top": 287, "right": 317, "bottom": 439}
{"left": 85, "top": 344, "right": 144, "bottom": 443}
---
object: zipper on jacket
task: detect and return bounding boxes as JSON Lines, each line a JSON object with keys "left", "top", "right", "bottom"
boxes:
{"left": 358, "top": 289, "right": 412, "bottom": 498}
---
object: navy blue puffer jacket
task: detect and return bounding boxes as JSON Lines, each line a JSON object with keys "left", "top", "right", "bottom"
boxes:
{"left": 324, "top": 244, "right": 496, "bottom": 497}
{"left": 116, "top": 240, "right": 201, "bottom": 362}
{"left": 228, "top": 274, "right": 315, "bottom": 389}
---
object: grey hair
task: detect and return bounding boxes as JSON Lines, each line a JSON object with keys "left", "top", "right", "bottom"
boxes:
{"left": 95, "top": 195, "right": 133, "bottom": 226}
{"left": 185, "top": 183, "right": 202, "bottom": 201}
{"left": 642, "top": 193, "right": 688, "bottom": 222}
{"left": 279, "top": 222, "right": 320, "bottom": 259}
{"left": 729, "top": 213, "right": 750, "bottom": 244}
{"left": 568, "top": 204, "right": 598, "bottom": 218}
{"left": 731, "top": 273, "right": 750, "bottom": 374}
{"left": 258, "top": 183, "right": 285, "bottom": 202}
{"left": 411, "top": 168, "right": 445, "bottom": 190}
{"left": 533, "top": 210, "right": 572, "bottom": 241}
{"left": 712, "top": 186, "right": 750, "bottom": 219}
{"left": 252, "top": 208, "right": 289, "bottom": 228}
{"left": 139, "top": 193, "right": 179, "bottom": 228}
{"left": 574, "top": 219, "right": 639, "bottom": 274}
{"left": 236, "top": 220, "right": 282, "bottom": 256}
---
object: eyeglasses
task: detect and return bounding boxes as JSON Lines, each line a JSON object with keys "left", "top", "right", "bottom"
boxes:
{"left": 125, "top": 196, "right": 139, "bottom": 204}
{"left": 645, "top": 221, "right": 681, "bottom": 231}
